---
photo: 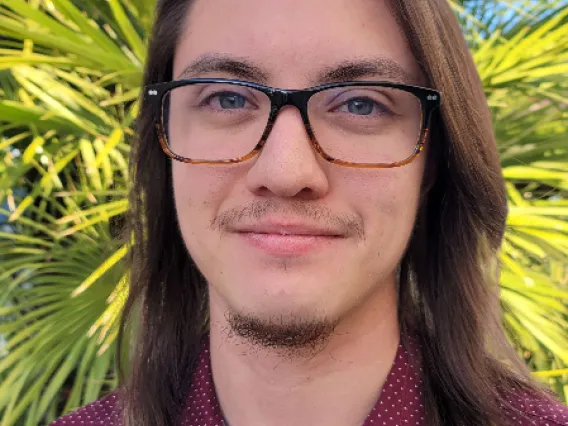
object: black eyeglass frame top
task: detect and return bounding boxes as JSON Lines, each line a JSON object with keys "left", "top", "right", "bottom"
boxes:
{"left": 145, "top": 78, "right": 442, "bottom": 168}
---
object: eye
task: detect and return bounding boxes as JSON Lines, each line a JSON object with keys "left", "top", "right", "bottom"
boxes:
{"left": 346, "top": 98, "right": 374, "bottom": 115}
{"left": 202, "top": 92, "right": 249, "bottom": 110}
{"left": 337, "top": 97, "right": 389, "bottom": 116}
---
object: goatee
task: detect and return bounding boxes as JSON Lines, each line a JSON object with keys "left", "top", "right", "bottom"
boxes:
{"left": 226, "top": 310, "right": 339, "bottom": 356}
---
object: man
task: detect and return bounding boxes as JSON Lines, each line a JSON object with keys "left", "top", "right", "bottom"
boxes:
{"left": 51, "top": 0, "right": 568, "bottom": 425}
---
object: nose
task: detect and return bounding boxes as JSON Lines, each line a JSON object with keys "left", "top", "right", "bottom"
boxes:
{"left": 245, "top": 106, "right": 330, "bottom": 199}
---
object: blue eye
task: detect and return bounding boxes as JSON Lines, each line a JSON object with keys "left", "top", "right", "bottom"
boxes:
{"left": 200, "top": 91, "right": 249, "bottom": 110}
{"left": 346, "top": 98, "right": 375, "bottom": 115}
{"left": 217, "top": 93, "right": 246, "bottom": 109}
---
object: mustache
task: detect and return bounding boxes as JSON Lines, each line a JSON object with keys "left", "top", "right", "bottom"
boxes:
{"left": 211, "top": 199, "right": 365, "bottom": 241}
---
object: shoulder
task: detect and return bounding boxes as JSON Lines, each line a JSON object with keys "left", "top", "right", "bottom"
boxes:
{"left": 48, "top": 392, "right": 120, "bottom": 426}
{"left": 504, "top": 389, "right": 568, "bottom": 426}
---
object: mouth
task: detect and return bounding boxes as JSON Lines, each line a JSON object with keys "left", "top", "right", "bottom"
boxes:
{"left": 233, "top": 222, "right": 345, "bottom": 237}
{"left": 232, "top": 221, "right": 345, "bottom": 256}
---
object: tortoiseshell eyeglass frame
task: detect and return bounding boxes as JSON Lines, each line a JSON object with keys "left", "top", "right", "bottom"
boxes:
{"left": 145, "top": 78, "right": 441, "bottom": 169}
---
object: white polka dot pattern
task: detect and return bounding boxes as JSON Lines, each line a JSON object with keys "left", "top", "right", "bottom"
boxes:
{"left": 361, "top": 335, "right": 425, "bottom": 425}
{"left": 48, "top": 392, "right": 121, "bottom": 426}
{"left": 499, "top": 386, "right": 568, "bottom": 426}
{"left": 178, "top": 345, "right": 225, "bottom": 426}
{"left": 49, "top": 336, "right": 568, "bottom": 426}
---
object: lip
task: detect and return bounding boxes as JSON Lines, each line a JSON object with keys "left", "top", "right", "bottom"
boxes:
{"left": 231, "top": 221, "right": 345, "bottom": 256}
{"left": 233, "top": 222, "right": 344, "bottom": 237}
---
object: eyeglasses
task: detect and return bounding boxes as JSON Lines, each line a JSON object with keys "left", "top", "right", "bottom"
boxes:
{"left": 145, "top": 78, "right": 441, "bottom": 168}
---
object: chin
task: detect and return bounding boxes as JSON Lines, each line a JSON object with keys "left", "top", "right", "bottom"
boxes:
{"left": 228, "top": 288, "right": 350, "bottom": 330}
{"left": 232, "top": 274, "right": 339, "bottom": 310}
{"left": 225, "top": 297, "right": 341, "bottom": 351}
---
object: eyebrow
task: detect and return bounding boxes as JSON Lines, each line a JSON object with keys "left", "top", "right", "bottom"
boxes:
{"left": 316, "top": 58, "right": 420, "bottom": 86}
{"left": 176, "top": 54, "right": 270, "bottom": 83}
{"left": 176, "top": 54, "right": 419, "bottom": 86}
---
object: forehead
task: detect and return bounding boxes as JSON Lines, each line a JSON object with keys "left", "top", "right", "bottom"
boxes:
{"left": 173, "top": 0, "right": 423, "bottom": 87}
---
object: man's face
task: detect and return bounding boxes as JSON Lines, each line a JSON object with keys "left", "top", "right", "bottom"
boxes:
{"left": 172, "top": 0, "right": 425, "bottom": 339}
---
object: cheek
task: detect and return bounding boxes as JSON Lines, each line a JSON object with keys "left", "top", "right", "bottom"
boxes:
{"left": 172, "top": 163, "right": 240, "bottom": 235}
{"left": 336, "top": 166, "right": 423, "bottom": 248}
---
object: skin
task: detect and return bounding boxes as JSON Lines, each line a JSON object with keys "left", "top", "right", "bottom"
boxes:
{"left": 172, "top": 0, "right": 427, "bottom": 424}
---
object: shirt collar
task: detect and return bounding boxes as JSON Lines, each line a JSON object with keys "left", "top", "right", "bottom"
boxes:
{"left": 179, "top": 335, "right": 426, "bottom": 426}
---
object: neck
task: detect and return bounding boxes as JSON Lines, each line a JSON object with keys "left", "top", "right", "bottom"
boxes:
{"left": 208, "top": 282, "right": 400, "bottom": 426}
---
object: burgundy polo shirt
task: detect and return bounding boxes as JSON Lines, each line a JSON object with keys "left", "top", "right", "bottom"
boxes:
{"left": 50, "top": 335, "right": 568, "bottom": 426}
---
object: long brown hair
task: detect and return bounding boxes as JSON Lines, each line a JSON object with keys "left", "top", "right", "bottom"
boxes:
{"left": 118, "top": 0, "right": 554, "bottom": 425}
